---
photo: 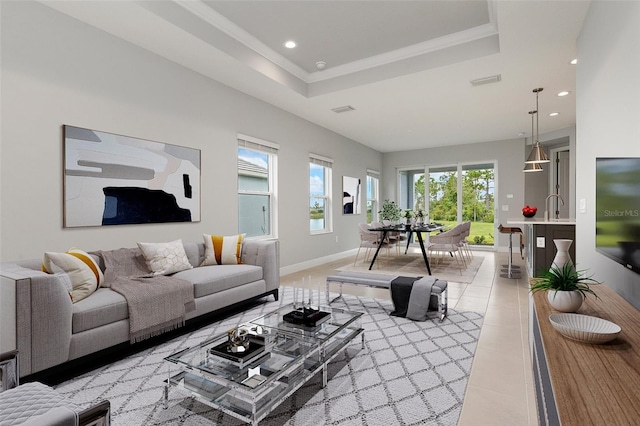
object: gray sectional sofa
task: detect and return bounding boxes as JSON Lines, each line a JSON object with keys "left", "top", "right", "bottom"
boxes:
{"left": 0, "top": 239, "right": 279, "bottom": 378}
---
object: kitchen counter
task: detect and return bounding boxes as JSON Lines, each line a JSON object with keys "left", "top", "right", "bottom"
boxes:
{"left": 507, "top": 218, "right": 576, "bottom": 225}
{"left": 506, "top": 219, "right": 576, "bottom": 277}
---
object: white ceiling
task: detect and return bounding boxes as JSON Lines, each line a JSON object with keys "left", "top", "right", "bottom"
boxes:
{"left": 41, "top": 0, "right": 591, "bottom": 152}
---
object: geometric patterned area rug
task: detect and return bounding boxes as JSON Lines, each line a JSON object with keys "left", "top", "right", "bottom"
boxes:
{"left": 54, "top": 287, "right": 483, "bottom": 425}
{"left": 338, "top": 251, "right": 484, "bottom": 284}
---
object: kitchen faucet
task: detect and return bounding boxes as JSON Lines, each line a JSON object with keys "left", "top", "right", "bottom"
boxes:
{"left": 545, "top": 194, "right": 565, "bottom": 221}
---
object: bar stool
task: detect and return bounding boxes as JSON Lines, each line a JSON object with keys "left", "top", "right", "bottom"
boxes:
{"left": 498, "top": 224, "right": 523, "bottom": 279}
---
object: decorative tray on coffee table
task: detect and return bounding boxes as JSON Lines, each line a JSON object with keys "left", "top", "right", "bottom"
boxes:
{"left": 208, "top": 335, "right": 267, "bottom": 368}
{"left": 283, "top": 308, "right": 331, "bottom": 329}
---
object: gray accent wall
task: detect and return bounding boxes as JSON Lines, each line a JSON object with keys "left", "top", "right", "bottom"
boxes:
{"left": 576, "top": 1, "right": 640, "bottom": 309}
{"left": 0, "top": 1, "right": 381, "bottom": 267}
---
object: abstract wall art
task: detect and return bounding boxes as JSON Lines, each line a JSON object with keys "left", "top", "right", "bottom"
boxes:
{"left": 63, "top": 125, "right": 201, "bottom": 227}
{"left": 342, "top": 176, "right": 361, "bottom": 215}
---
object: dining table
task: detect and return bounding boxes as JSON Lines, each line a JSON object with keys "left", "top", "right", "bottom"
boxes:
{"left": 368, "top": 223, "right": 445, "bottom": 275}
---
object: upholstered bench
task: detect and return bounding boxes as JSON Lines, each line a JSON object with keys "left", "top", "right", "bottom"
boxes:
{"left": 0, "top": 351, "right": 110, "bottom": 426}
{"left": 325, "top": 271, "right": 448, "bottom": 321}
{"left": 0, "top": 382, "right": 110, "bottom": 426}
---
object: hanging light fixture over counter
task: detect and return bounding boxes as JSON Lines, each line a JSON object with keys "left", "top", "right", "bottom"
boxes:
{"left": 523, "top": 110, "right": 543, "bottom": 172}
{"left": 525, "top": 88, "right": 550, "bottom": 165}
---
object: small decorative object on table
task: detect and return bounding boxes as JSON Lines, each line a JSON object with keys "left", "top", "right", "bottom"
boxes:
{"left": 208, "top": 331, "right": 267, "bottom": 367}
{"left": 400, "top": 209, "right": 415, "bottom": 225}
{"left": 529, "top": 262, "right": 601, "bottom": 313}
{"left": 548, "top": 313, "right": 621, "bottom": 344}
{"left": 415, "top": 209, "right": 427, "bottom": 225}
{"left": 522, "top": 205, "right": 537, "bottom": 217}
{"left": 283, "top": 307, "right": 331, "bottom": 328}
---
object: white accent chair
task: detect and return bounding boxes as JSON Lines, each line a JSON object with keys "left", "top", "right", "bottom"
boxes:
{"left": 354, "top": 223, "right": 390, "bottom": 265}
{"left": 382, "top": 220, "right": 407, "bottom": 254}
{"left": 458, "top": 221, "right": 473, "bottom": 263}
{"left": 428, "top": 223, "right": 468, "bottom": 273}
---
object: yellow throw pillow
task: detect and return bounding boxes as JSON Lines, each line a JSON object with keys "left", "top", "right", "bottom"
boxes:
{"left": 201, "top": 234, "right": 245, "bottom": 266}
{"left": 137, "top": 239, "right": 192, "bottom": 275}
{"left": 42, "top": 248, "right": 104, "bottom": 303}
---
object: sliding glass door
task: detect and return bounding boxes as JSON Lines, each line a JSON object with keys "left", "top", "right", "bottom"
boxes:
{"left": 428, "top": 165, "right": 458, "bottom": 223}
{"left": 461, "top": 163, "right": 495, "bottom": 246}
{"left": 399, "top": 162, "right": 495, "bottom": 248}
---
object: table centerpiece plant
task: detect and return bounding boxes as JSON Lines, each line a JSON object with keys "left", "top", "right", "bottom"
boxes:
{"left": 415, "top": 209, "right": 427, "bottom": 225}
{"left": 378, "top": 200, "right": 402, "bottom": 224}
{"left": 400, "top": 209, "right": 415, "bottom": 225}
{"left": 529, "top": 262, "right": 600, "bottom": 312}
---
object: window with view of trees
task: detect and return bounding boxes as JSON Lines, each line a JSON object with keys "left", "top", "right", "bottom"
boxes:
{"left": 366, "top": 170, "right": 379, "bottom": 223}
{"left": 237, "top": 135, "right": 278, "bottom": 238}
{"left": 310, "top": 154, "right": 332, "bottom": 233}
{"left": 400, "top": 163, "right": 495, "bottom": 246}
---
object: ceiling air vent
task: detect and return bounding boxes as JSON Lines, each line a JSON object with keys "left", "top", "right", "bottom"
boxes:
{"left": 331, "top": 105, "right": 356, "bottom": 113}
{"left": 470, "top": 74, "right": 502, "bottom": 86}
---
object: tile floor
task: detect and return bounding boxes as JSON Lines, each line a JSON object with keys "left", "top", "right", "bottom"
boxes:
{"left": 280, "top": 249, "right": 538, "bottom": 426}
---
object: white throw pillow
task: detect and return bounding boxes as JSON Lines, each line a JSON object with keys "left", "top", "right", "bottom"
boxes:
{"left": 201, "top": 234, "right": 245, "bottom": 266}
{"left": 137, "top": 239, "right": 193, "bottom": 275}
{"left": 42, "top": 248, "right": 104, "bottom": 303}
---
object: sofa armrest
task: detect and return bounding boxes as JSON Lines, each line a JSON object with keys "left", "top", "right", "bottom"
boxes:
{"left": 241, "top": 240, "right": 280, "bottom": 292}
{"left": 0, "top": 265, "right": 73, "bottom": 377}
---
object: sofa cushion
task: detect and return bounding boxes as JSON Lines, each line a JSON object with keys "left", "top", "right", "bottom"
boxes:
{"left": 201, "top": 234, "right": 245, "bottom": 266}
{"left": 72, "top": 288, "right": 128, "bottom": 334}
{"left": 183, "top": 242, "right": 204, "bottom": 268}
{"left": 173, "top": 265, "right": 262, "bottom": 298}
{"left": 137, "top": 239, "right": 192, "bottom": 275}
{"left": 42, "top": 248, "right": 104, "bottom": 303}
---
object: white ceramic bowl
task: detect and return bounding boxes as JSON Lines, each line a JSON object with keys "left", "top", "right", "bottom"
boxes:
{"left": 548, "top": 313, "right": 621, "bottom": 344}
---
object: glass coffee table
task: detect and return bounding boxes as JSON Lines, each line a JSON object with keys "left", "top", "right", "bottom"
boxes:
{"left": 164, "top": 303, "right": 364, "bottom": 425}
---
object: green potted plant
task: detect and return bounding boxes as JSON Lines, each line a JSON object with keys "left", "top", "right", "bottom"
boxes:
{"left": 378, "top": 199, "right": 401, "bottom": 223}
{"left": 400, "top": 209, "right": 415, "bottom": 224}
{"left": 529, "top": 262, "right": 600, "bottom": 312}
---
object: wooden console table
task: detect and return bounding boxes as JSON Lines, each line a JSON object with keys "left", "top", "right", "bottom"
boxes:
{"left": 530, "top": 284, "right": 640, "bottom": 425}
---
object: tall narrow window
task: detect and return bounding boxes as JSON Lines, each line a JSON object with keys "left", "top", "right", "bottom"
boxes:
{"left": 238, "top": 134, "right": 278, "bottom": 238}
{"left": 366, "top": 170, "right": 379, "bottom": 223}
{"left": 309, "top": 154, "right": 333, "bottom": 233}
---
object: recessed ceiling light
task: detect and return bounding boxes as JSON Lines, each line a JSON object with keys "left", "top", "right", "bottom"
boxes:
{"left": 570, "top": 58, "right": 578, "bottom": 65}
{"left": 549, "top": 112, "right": 560, "bottom": 117}
{"left": 557, "top": 91, "right": 571, "bottom": 97}
{"left": 284, "top": 41, "right": 296, "bottom": 49}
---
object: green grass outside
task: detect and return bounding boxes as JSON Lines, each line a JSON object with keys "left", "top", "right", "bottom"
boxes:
{"left": 433, "top": 220, "right": 495, "bottom": 245}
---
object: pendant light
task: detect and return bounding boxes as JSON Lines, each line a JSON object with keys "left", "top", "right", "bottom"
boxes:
{"left": 524, "top": 110, "right": 543, "bottom": 172}
{"left": 525, "top": 88, "right": 550, "bottom": 164}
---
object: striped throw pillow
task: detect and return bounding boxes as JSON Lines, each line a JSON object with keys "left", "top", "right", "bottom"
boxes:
{"left": 42, "top": 248, "right": 104, "bottom": 303}
{"left": 201, "top": 234, "right": 245, "bottom": 266}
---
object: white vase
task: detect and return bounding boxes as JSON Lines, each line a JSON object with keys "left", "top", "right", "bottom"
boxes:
{"left": 547, "top": 290, "right": 583, "bottom": 312}
{"left": 552, "top": 239, "right": 573, "bottom": 271}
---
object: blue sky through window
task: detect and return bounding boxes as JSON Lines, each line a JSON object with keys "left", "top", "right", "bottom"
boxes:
{"left": 310, "top": 163, "right": 324, "bottom": 197}
{"left": 238, "top": 148, "right": 268, "bottom": 170}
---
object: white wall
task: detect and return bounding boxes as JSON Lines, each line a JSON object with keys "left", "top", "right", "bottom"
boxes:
{"left": 0, "top": 1, "right": 381, "bottom": 267}
{"left": 381, "top": 138, "right": 525, "bottom": 250}
{"left": 576, "top": 1, "right": 640, "bottom": 308}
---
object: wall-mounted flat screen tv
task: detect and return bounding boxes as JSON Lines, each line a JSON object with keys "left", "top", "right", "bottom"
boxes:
{"left": 595, "top": 157, "right": 640, "bottom": 274}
